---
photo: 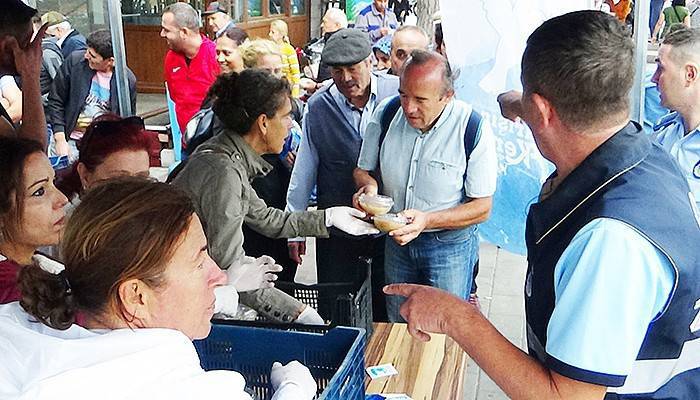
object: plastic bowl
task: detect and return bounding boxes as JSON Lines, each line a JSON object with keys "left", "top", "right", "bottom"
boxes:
{"left": 373, "top": 213, "right": 408, "bottom": 232}
{"left": 359, "top": 194, "right": 394, "bottom": 216}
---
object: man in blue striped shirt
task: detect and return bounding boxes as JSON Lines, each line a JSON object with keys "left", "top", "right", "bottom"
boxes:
{"left": 354, "top": 0, "right": 398, "bottom": 45}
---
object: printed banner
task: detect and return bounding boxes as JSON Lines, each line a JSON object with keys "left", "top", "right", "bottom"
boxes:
{"left": 440, "top": 0, "right": 596, "bottom": 255}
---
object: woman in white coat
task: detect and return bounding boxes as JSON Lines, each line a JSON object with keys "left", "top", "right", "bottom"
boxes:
{"left": 0, "top": 177, "right": 316, "bottom": 400}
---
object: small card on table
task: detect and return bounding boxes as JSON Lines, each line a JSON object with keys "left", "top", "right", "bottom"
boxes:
{"left": 365, "top": 363, "right": 399, "bottom": 379}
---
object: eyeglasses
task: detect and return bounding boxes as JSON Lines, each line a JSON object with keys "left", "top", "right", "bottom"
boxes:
{"left": 79, "top": 116, "right": 145, "bottom": 153}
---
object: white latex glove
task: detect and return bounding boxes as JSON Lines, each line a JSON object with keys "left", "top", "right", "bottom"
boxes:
{"left": 213, "top": 285, "right": 240, "bottom": 316}
{"left": 227, "top": 255, "right": 283, "bottom": 293}
{"left": 325, "top": 206, "right": 380, "bottom": 236}
{"left": 270, "top": 361, "right": 317, "bottom": 400}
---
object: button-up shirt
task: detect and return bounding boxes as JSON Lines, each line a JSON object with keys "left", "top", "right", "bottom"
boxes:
{"left": 286, "top": 73, "right": 380, "bottom": 213}
{"left": 654, "top": 112, "right": 700, "bottom": 208}
{"left": 354, "top": 3, "right": 399, "bottom": 43}
{"left": 358, "top": 98, "right": 498, "bottom": 214}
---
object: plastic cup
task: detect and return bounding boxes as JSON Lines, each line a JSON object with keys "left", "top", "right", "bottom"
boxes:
{"left": 373, "top": 213, "right": 408, "bottom": 232}
{"left": 359, "top": 194, "right": 394, "bottom": 216}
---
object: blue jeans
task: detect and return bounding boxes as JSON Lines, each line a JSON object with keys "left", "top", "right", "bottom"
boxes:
{"left": 385, "top": 226, "right": 479, "bottom": 322}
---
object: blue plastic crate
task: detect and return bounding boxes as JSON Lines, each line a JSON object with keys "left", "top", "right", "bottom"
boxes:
{"left": 194, "top": 324, "right": 366, "bottom": 400}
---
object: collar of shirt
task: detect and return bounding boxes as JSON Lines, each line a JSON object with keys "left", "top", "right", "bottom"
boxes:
{"left": 56, "top": 29, "right": 74, "bottom": 48}
{"left": 329, "top": 72, "right": 379, "bottom": 132}
{"left": 213, "top": 127, "right": 273, "bottom": 179}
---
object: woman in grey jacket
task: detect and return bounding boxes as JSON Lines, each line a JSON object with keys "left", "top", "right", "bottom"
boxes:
{"left": 171, "top": 69, "right": 378, "bottom": 322}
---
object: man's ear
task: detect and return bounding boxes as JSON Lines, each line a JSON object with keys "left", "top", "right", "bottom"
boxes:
{"left": 530, "top": 92, "right": 554, "bottom": 129}
{"left": 685, "top": 62, "right": 699, "bottom": 85}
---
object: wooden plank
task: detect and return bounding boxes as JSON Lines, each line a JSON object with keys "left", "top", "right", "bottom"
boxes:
{"left": 365, "top": 323, "right": 467, "bottom": 400}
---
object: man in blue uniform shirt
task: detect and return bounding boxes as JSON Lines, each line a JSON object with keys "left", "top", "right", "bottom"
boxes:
{"left": 386, "top": 11, "right": 700, "bottom": 399}
{"left": 652, "top": 27, "right": 700, "bottom": 209}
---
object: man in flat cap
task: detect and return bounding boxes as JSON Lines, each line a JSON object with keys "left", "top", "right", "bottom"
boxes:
{"left": 286, "top": 28, "right": 398, "bottom": 321}
{"left": 354, "top": 49, "right": 497, "bottom": 322}
{"left": 203, "top": 1, "right": 235, "bottom": 39}
{"left": 0, "top": 0, "right": 48, "bottom": 148}
{"left": 42, "top": 11, "right": 87, "bottom": 59}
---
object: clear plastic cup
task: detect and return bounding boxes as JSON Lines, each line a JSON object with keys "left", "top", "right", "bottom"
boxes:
{"left": 359, "top": 194, "right": 394, "bottom": 216}
{"left": 373, "top": 213, "right": 408, "bottom": 232}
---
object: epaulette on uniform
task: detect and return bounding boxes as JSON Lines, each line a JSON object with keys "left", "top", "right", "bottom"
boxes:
{"left": 653, "top": 111, "right": 679, "bottom": 132}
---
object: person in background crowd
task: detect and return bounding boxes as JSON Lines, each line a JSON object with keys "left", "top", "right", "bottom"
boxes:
{"left": 56, "top": 115, "right": 159, "bottom": 205}
{"left": 651, "top": 27, "right": 700, "bottom": 209}
{"left": 354, "top": 50, "right": 497, "bottom": 322}
{"left": 603, "top": 0, "right": 633, "bottom": 22}
{"left": 216, "top": 26, "right": 248, "bottom": 74}
{"left": 354, "top": 0, "right": 398, "bottom": 45}
{"left": 31, "top": 15, "right": 64, "bottom": 108}
{"left": 653, "top": 0, "right": 691, "bottom": 42}
{"left": 203, "top": 1, "right": 235, "bottom": 40}
{"left": 41, "top": 11, "right": 87, "bottom": 59}
{"left": 392, "top": 11, "right": 700, "bottom": 398}
{"left": 286, "top": 29, "right": 399, "bottom": 321}
{"left": 0, "top": 177, "right": 317, "bottom": 399}
{"left": 433, "top": 18, "right": 447, "bottom": 57}
{"left": 0, "top": 75, "right": 22, "bottom": 124}
{"left": 269, "top": 20, "right": 301, "bottom": 98}
{"left": 0, "top": 137, "right": 68, "bottom": 304}
{"left": 172, "top": 69, "right": 377, "bottom": 323}
{"left": 48, "top": 30, "right": 137, "bottom": 160}
{"left": 161, "top": 2, "right": 219, "bottom": 136}
{"left": 387, "top": 25, "right": 429, "bottom": 75}
{"left": 372, "top": 35, "right": 392, "bottom": 71}
{"left": 0, "top": 0, "right": 49, "bottom": 149}
{"left": 240, "top": 39, "right": 285, "bottom": 78}
{"left": 303, "top": 7, "right": 348, "bottom": 86}
{"left": 688, "top": 0, "right": 700, "bottom": 28}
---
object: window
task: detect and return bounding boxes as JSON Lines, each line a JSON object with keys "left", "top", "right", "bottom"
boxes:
{"left": 248, "top": 0, "right": 262, "bottom": 17}
{"left": 269, "top": 0, "right": 284, "bottom": 15}
{"left": 291, "top": 0, "right": 305, "bottom": 15}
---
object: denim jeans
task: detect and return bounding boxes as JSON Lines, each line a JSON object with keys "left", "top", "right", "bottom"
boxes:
{"left": 385, "top": 226, "right": 479, "bottom": 322}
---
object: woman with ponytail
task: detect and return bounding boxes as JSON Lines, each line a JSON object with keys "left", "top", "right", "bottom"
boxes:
{"left": 170, "top": 69, "right": 377, "bottom": 323}
{"left": 269, "top": 19, "right": 301, "bottom": 97}
{"left": 0, "top": 137, "right": 68, "bottom": 303}
{"left": 0, "top": 177, "right": 317, "bottom": 399}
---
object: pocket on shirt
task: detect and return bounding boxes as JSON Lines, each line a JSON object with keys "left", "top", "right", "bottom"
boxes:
{"left": 415, "top": 159, "right": 463, "bottom": 202}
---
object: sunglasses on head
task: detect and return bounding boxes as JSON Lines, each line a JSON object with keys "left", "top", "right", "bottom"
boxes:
{"left": 79, "top": 116, "right": 145, "bottom": 153}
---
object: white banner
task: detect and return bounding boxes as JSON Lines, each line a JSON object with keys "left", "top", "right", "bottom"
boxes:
{"left": 440, "top": 0, "right": 596, "bottom": 254}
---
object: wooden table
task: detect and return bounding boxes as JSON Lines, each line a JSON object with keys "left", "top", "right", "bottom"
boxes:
{"left": 365, "top": 323, "right": 468, "bottom": 399}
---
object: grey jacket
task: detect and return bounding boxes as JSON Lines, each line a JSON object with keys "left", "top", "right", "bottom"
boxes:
{"left": 172, "top": 124, "right": 328, "bottom": 270}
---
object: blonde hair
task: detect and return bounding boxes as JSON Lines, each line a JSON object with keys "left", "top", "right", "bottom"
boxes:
{"left": 239, "top": 38, "right": 283, "bottom": 68}
{"left": 270, "top": 19, "right": 290, "bottom": 44}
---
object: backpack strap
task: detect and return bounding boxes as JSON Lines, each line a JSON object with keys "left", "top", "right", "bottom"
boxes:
{"left": 464, "top": 109, "right": 482, "bottom": 160}
{"left": 462, "top": 109, "right": 483, "bottom": 196}
{"left": 379, "top": 95, "right": 401, "bottom": 148}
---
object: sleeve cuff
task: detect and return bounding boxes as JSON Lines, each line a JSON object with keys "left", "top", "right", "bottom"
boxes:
{"left": 545, "top": 354, "right": 627, "bottom": 387}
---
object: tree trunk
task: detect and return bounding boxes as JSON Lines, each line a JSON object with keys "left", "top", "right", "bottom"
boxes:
{"left": 414, "top": 0, "right": 440, "bottom": 39}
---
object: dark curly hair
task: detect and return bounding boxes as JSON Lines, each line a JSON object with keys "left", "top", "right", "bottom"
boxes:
{"left": 209, "top": 68, "right": 290, "bottom": 135}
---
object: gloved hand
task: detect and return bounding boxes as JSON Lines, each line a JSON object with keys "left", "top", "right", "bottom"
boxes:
{"left": 227, "top": 255, "right": 283, "bottom": 293}
{"left": 213, "top": 285, "right": 240, "bottom": 316}
{"left": 325, "top": 206, "right": 380, "bottom": 236}
{"left": 294, "top": 305, "right": 324, "bottom": 325}
{"left": 270, "top": 360, "right": 317, "bottom": 399}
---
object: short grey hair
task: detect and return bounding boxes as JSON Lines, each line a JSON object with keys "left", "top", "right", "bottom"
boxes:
{"left": 663, "top": 27, "right": 700, "bottom": 64}
{"left": 163, "top": 2, "right": 200, "bottom": 31}
{"left": 401, "top": 49, "right": 454, "bottom": 96}
{"left": 394, "top": 24, "right": 429, "bottom": 41}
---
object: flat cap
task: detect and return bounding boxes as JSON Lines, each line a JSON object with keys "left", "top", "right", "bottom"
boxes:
{"left": 321, "top": 28, "right": 371, "bottom": 66}
{"left": 203, "top": 1, "right": 228, "bottom": 16}
{"left": 41, "top": 11, "right": 67, "bottom": 26}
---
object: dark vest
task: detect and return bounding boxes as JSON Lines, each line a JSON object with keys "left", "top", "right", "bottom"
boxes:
{"left": 304, "top": 74, "right": 398, "bottom": 210}
{"left": 525, "top": 123, "right": 700, "bottom": 399}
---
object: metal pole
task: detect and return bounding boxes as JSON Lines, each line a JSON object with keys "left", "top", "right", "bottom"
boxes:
{"left": 107, "top": 0, "right": 133, "bottom": 117}
{"left": 630, "top": 0, "right": 650, "bottom": 124}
